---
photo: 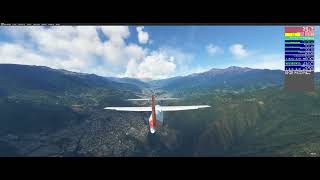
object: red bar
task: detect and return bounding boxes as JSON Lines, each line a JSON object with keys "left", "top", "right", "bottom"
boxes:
{"left": 285, "top": 27, "right": 304, "bottom": 33}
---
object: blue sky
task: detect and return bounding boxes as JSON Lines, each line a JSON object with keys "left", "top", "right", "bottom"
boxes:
{"left": 0, "top": 26, "right": 318, "bottom": 80}
{"left": 141, "top": 26, "right": 284, "bottom": 69}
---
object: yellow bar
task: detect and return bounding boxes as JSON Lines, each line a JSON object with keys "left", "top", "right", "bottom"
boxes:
{"left": 285, "top": 33, "right": 293, "bottom": 36}
{"left": 285, "top": 32, "right": 301, "bottom": 36}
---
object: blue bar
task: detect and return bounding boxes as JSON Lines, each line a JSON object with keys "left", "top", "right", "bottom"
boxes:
{"left": 285, "top": 66, "right": 314, "bottom": 69}
{"left": 285, "top": 54, "right": 314, "bottom": 57}
{"left": 285, "top": 58, "right": 314, "bottom": 60}
{"left": 285, "top": 48, "right": 304, "bottom": 51}
{"left": 285, "top": 40, "right": 314, "bottom": 43}
{"left": 285, "top": 44, "right": 313, "bottom": 47}
{"left": 285, "top": 52, "right": 314, "bottom": 55}
{"left": 285, "top": 48, "right": 314, "bottom": 53}
{"left": 285, "top": 61, "right": 314, "bottom": 64}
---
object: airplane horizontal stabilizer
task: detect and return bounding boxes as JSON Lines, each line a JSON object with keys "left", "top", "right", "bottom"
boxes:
{"left": 104, "top": 107, "right": 152, "bottom": 111}
{"left": 159, "top": 105, "right": 210, "bottom": 111}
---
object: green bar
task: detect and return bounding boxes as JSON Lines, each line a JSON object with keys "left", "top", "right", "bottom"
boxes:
{"left": 285, "top": 42, "right": 301, "bottom": 44}
{"left": 285, "top": 62, "right": 301, "bottom": 65}
{"left": 285, "top": 36, "right": 315, "bottom": 40}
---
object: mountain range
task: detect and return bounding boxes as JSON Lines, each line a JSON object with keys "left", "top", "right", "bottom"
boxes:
{"left": 0, "top": 64, "right": 291, "bottom": 96}
{"left": 150, "top": 66, "right": 286, "bottom": 94}
{"left": 0, "top": 64, "right": 141, "bottom": 95}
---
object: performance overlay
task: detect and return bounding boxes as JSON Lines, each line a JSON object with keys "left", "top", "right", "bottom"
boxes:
{"left": 284, "top": 26, "right": 315, "bottom": 91}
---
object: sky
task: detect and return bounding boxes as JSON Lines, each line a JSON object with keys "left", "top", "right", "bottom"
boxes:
{"left": 0, "top": 26, "right": 318, "bottom": 80}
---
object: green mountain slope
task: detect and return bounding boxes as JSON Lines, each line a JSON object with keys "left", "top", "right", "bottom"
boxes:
{"left": 0, "top": 64, "right": 143, "bottom": 150}
{"left": 164, "top": 84, "right": 320, "bottom": 156}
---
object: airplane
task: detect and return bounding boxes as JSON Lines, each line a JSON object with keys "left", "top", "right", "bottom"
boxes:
{"left": 104, "top": 95, "right": 210, "bottom": 134}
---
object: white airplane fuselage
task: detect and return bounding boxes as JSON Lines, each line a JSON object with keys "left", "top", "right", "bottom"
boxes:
{"left": 148, "top": 105, "right": 163, "bottom": 133}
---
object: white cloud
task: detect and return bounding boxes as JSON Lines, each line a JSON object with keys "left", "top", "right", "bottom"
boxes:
{"left": 0, "top": 26, "right": 146, "bottom": 73}
{"left": 124, "top": 44, "right": 146, "bottom": 62}
{"left": 100, "top": 26, "right": 130, "bottom": 45}
{"left": 2, "top": 26, "right": 109, "bottom": 73}
{"left": 131, "top": 47, "right": 194, "bottom": 79}
{"left": 136, "top": 26, "right": 149, "bottom": 44}
{"left": 157, "top": 47, "right": 195, "bottom": 77}
{"left": 229, "top": 44, "right": 249, "bottom": 57}
{"left": 124, "top": 51, "right": 176, "bottom": 80}
{"left": 99, "top": 26, "right": 147, "bottom": 66}
{"left": 124, "top": 58, "right": 140, "bottom": 78}
{"left": 0, "top": 42, "right": 94, "bottom": 72}
{"left": 206, "top": 44, "right": 222, "bottom": 55}
{"left": 158, "top": 47, "right": 193, "bottom": 65}
{"left": 0, "top": 26, "right": 191, "bottom": 80}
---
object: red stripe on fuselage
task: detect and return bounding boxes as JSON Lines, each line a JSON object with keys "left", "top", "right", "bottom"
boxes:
{"left": 149, "top": 115, "right": 154, "bottom": 128}
{"left": 151, "top": 95, "right": 156, "bottom": 129}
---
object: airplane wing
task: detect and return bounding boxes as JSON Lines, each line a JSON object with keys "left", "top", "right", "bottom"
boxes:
{"left": 105, "top": 105, "right": 210, "bottom": 112}
{"left": 104, "top": 107, "right": 152, "bottom": 111}
{"left": 159, "top": 105, "right": 210, "bottom": 111}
